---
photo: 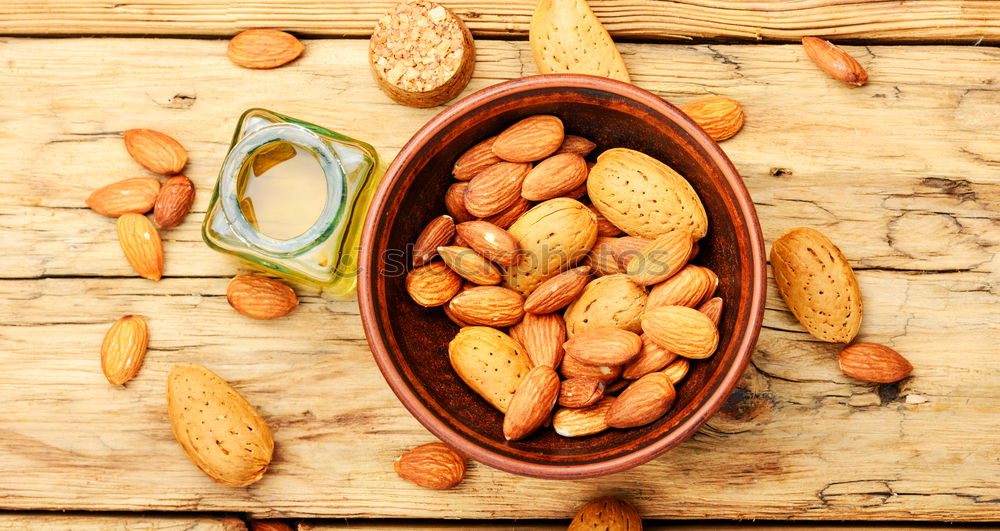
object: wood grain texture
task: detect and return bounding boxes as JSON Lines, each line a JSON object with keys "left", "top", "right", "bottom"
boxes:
{"left": 301, "top": 524, "right": 991, "bottom": 530}
{"left": 0, "top": 37, "right": 998, "bottom": 519}
{"left": 0, "top": 1, "right": 998, "bottom": 42}
{"left": 0, "top": 513, "right": 246, "bottom": 530}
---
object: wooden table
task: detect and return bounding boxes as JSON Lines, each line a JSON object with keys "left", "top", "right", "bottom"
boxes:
{"left": 1, "top": 1, "right": 998, "bottom": 528}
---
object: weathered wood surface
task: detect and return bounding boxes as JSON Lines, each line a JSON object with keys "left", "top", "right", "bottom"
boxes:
{"left": 0, "top": 37, "right": 998, "bottom": 521}
{"left": 0, "top": 513, "right": 246, "bottom": 530}
{"left": 1, "top": 1, "right": 998, "bottom": 42}
{"left": 302, "top": 524, "right": 991, "bottom": 530}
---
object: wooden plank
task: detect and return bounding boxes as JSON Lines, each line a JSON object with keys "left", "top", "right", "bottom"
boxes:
{"left": 301, "top": 523, "right": 991, "bottom": 530}
{"left": 0, "top": 1, "right": 998, "bottom": 42}
{"left": 0, "top": 37, "right": 998, "bottom": 520}
{"left": 0, "top": 513, "right": 246, "bottom": 530}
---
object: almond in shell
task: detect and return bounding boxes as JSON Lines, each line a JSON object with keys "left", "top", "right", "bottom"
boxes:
{"left": 564, "top": 274, "right": 646, "bottom": 337}
{"left": 100, "top": 315, "right": 149, "bottom": 385}
{"left": 406, "top": 262, "right": 463, "bottom": 307}
{"left": 437, "top": 245, "right": 502, "bottom": 285}
{"left": 448, "top": 286, "right": 524, "bottom": 327}
{"left": 492, "top": 115, "right": 565, "bottom": 163}
{"left": 508, "top": 312, "right": 566, "bottom": 368}
{"left": 448, "top": 326, "right": 533, "bottom": 413}
{"left": 455, "top": 220, "right": 521, "bottom": 267}
{"left": 521, "top": 153, "right": 588, "bottom": 201}
{"left": 116, "top": 213, "right": 164, "bottom": 281}
{"left": 606, "top": 372, "right": 676, "bottom": 428}
{"left": 504, "top": 198, "right": 597, "bottom": 296}
{"left": 553, "top": 397, "right": 614, "bottom": 437}
{"left": 503, "top": 365, "right": 561, "bottom": 440}
{"left": 642, "top": 305, "right": 719, "bottom": 359}
{"left": 394, "top": 442, "right": 466, "bottom": 490}
{"left": 530, "top": 0, "right": 630, "bottom": 82}
{"left": 522, "top": 265, "right": 591, "bottom": 314}
{"left": 839, "top": 343, "right": 912, "bottom": 383}
{"left": 453, "top": 136, "right": 502, "bottom": 180}
{"left": 167, "top": 363, "right": 274, "bottom": 487}
{"left": 558, "top": 376, "right": 605, "bottom": 408}
{"left": 680, "top": 96, "right": 745, "bottom": 142}
{"left": 564, "top": 327, "right": 642, "bottom": 367}
{"left": 153, "top": 174, "right": 195, "bottom": 229}
{"left": 123, "top": 129, "right": 187, "bottom": 175}
{"left": 227, "top": 274, "right": 298, "bottom": 319}
{"left": 463, "top": 161, "right": 532, "bottom": 217}
{"left": 228, "top": 29, "right": 304, "bottom": 69}
{"left": 412, "top": 215, "right": 455, "bottom": 266}
{"left": 87, "top": 177, "right": 160, "bottom": 218}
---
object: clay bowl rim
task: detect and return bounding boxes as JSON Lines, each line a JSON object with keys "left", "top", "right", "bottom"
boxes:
{"left": 358, "top": 74, "right": 766, "bottom": 479}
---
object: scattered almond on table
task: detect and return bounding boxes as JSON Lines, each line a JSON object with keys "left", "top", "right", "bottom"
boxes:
{"left": 100, "top": 315, "right": 149, "bottom": 385}
{"left": 569, "top": 496, "right": 643, "bottom": 530}
{"left": 227, "top": 274, "right": 299, "bottom": 320}
{"left": 394, "top": 442, "right": 466, "bottom": 490}
{"left": 530, "top": 0, "right": 631, "bottom": 82}
{"left": 228, "top": 29, "right": 304, "bottom": 69}
{"left": 680, "top": 95, "right": 745, "bottom": 142}
{"left": 801, "top": 36, "right": 869, "bottom": 86}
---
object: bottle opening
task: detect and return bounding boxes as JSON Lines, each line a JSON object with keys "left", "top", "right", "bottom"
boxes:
{"left": 238, "top": 141, "right": 329, "bottom": 241}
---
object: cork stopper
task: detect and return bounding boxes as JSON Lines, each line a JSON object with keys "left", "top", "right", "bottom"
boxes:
{"left": 369, "top": 1, "right": 476, "bottom": 108}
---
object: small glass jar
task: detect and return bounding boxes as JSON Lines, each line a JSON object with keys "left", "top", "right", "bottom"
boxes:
{"left": 202, "top": 108, "right": 382, "bottom": 296}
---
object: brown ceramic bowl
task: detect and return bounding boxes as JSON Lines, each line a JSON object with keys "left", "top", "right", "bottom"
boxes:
{"left": 358, "top": 74, "right": 766, "bottom": 479}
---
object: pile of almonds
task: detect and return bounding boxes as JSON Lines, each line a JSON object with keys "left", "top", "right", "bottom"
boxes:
{"left": 406, "top": 114, "right": 722, "bottom": 441}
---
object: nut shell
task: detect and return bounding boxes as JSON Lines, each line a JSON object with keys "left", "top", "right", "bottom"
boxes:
{"left": 504, "top": 198, "right": 598, "bottom": 296}
{"left": 564, "top": 274, "right": 646, "bottom": 337}
{"left": 448, "top": 326, "right": 533, "bottom": 413}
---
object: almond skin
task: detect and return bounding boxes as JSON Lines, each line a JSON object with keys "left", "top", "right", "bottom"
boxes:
{"left": 559, "top": 353, "right": 621, "bottom": 384}
{"left": 647, "top": 264, "right": 718, "bottom": 310}
{"left": 662, "top": 357, "right": 690, "bottom": 385}
{"left": 555, "top": 135, "right": 597, "bottom": 157}
{"left": 100, "top": 315, "right": 149, "bottom": 385}
{"left": 503, "top": 365, "right": 561, "bottom": 441}
{"left": 455, "top": 220, "right": 521, "bottom": 267}
{"left": 622, "top": 334, "right": 678, "bottom": 380}
{"left": 453, "top": 136, "right": 501, "bottom": 180}
{"left": 248, "top": 521, "right": 293, "bottom": 531}
{"left": 626, "top": 229, "right": 694, "bottom": 286}
{"left": 228, "top": 29, "right": 305, "bottom": 69}
{"left": 412, "top": 215, "right": 456, "bottom": 267}
{"left": 564, "top": 327, "right": 642, "bottom": 367}
{"left": 553, "top": 397, "right": 614, "bottom": 437}
{"left": 609, "top": 235, "right": 652, "bottom": 270}
{"left": 123, "top": 129, "right": 187, "bottom": 175}
{"left": 839, "top": 343, "right": 913, "bottom": 383}
{"left": 523, "top": 265, "right": 591, "bottom": 314}
{"left": 406, "top": 262, "right": 462, "bottom": 307}
{"left": 569, "top": 497, "right": 643, "bottom": 530}
{"left": 394, "top": 442, "right": 466, "bottom": 490}
{"left": 448, "top": 286, "right": 524, "bottom": 327}
{"left": 558, "top": 376, "right": 605, "bottom": 408}
{"left": 589, "top": 204, "right": 623, "bottom": 237}
{"left": 445, "top": 182, "right": 475, "bottom": 223}
{"left": 116, "top": 213, "right": 164, "bottom": 281}
{"left": 802, "top": 36, "right": 868, "bottom": 86}
{"left": 463, "top": 161, "right": 532, "bottom": 218}
{"left": 226, "top": 274, "right": 298, "bottom": 319}
{"left": 698, "top": 296, "right": 723, "bottom": 326}
{"left": 153, "top": 175, "right": 195, "bottom": 229}
{"left": 481, "top": 196, "right": 531, "bottom": 230}
{"left": 437, "top": 245, "right": 502, "bottom": 285}
{"left": 521, "top": 152, "right": 588, "bottom": 201}
{"left": 680, "top": 96, "right": 745, "bottom": 142}
{"left": 606, "top": 372, "right": 676, "bottom": 428}
{"left": 492, "top": 115, "right": 565, "bottom": 163}
{"left": 87, "top": 177, "right": 160, "bottom": 217}
{"left": 642, "top": 305, "right": 719, "bottom": 359}
{"left": 508, "top": 312, "right": 566, "bottom": 368}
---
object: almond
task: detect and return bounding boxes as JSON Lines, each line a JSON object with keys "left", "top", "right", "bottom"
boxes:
{"left": 558, "top": 376, "right": 605, "bottom": 408}
{"left": 86, "top": 177, "right": 160, "bottom": 217}
{"left": 569, "top": 497, "right": 643, "bottom": 530}
{"left": 492, "top": 115, "right": 565, "bottom": 163}
{"left": 530, "top": 0, "right": 631, "bottom": 83}
{"left": 680, "top": 96, "right": 745, "bottom": 142}
{"left": 455, "top": 220, "right": 521, "bottom": 267}
{"left": 406, "top": 262, "right": 462, "bottom": 307}
{"left": 449, "top": 326, "right": 532, "bottom": 413}
{"left": 802, "top": 36, "right": 868, "bottom": 87}
{"left": 521, "top": 153, "right": 588, "bottom": 201}
{"left": 553, "top": 397, "right": 614, "bottom": 437}
{"left": 116, "top": 213, "right": 164, "bottom": 281}
{"left": 437, "top": 245, "right": 502, "bottom": 285}
{"left": 585, "top": 236, "right": 623, "bottom": 277}
{"left": 413, "top": 215, "right": 456, "bottom": 267}
{"left": 248, "top": 520, "right": 293, "bottom": 531}
{"left": 394, "top": 442, "right": 466, "bottom": 490}
{"left": 697, "top": 296, "right": 723, "bottom": 326}
{"left": 555, "top": 135, "right": 596, "bottom": 157}
{"left": 226, "top": 274, "right": 298, "bottom": 319}
{"left": 622, "top": 334, "right": 677, "bottom": 380}
{"left": 448, "top": 286, "right": 524, "bottom": 327}
{"left": 662, "top": 357, "right": 690, "bottom": 385}
{"left": 642, "top": 305, "right": 719, "bottom": 359}
{"left": 559, "top": 354, "right": 621, "bottom": 384}
{"left": 564, "top": 327, "right": 642, "bottom": 366}
{"left": 123, "top": 129, "right": 187, "bottom": 175}
{"left": 445, "top": 182, "right": 475, "bottom": 223}
{"left": 564, "top": 274, "right": 646, "bottom": 337}
{"left": 839, "top": 343, "right": 912, "bottom": 383}
{"left": 626, "top": 229, "right": 694, "bottom": 286}
{"left": 463, "top": 162, "right": 532, "bottom": 217}
{"left": 647, "top": 264, "right": 718, "bottom": 310}
{"left": 481, "top": 196, "right": 531, "bottom": 229}
{"left": 508, "top": 312, "right": 565, "bottom": 368}
{"left": 504, "top": 198, "right": 598, "bottom": 296}
{"left": 589, "top": 204, "right": 623, "bottom": 237}
{"left": 443, "top": 302, "right": 473, "bottom": 327}
{"left": 153, "top": 175, "right": 195, "bottom": 229}
{"left": 609, "top": 235, "right": 652, "bottom": 270}
{"left": 228, "top": 29, "right": 304, "bottom": 69}
{"left": 770, "top": 227, "right": 863, "bottom": 343}
{"left": 503, "top": 365, "right": 561, "bottom": 440}
{"left": 562, "top": 180, "right": 589, "bottom": 200}
{"left": 523, "top": 265, "right": 591, "bottom": 314}
{"left": 167, "top": 363, "right": 274, "bottom": 487}
{"left": 100, "top": 315, "right": 149, "bottom": 385}
{"left": 453, "top": 136, "right": 501, "bottom": 181}
{"left": 606, "top": 372, "right": 675, "bottom": 428}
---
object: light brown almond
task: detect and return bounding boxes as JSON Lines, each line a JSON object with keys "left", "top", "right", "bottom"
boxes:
{"left": 553, "top": 397, "right": 614, "bottom": 437}
{"left": 448, "top": 286, "right": 524, "bottom": 327}
{"left": 647, "top": 264, "right": 718, "bottom": 310}
{"left": 530, "top": 0, "right": 631, "bottom": 83}
{"left": 521, "top": 153, "right": 588, "bottom": 201}
{"left": 86, "top": 177, "right": 160, "bottom": 218}
{"left": 622, "top": 334, "right": 677, "bottom": 380}
{"left": 412, "top": 215, "right": 456, "bottom": 267}
{"left": 492, "top": 115, "right": 565, "bottom": 163}
{"left": 503, "top": 365, "right": 561, "bottom": 440}
{"left": 394, "top": 442, "right": 466, "bottom": 490}
{"left": 153, "top": 175, "right": 195, "bottom": 229}
{"left": 559, "top": 354, "right": 621, "bottom": 385}
{"left": 626, "top": 229, "right": 694, "bottom": 286}
{"left": 802, "top": 36, "right": 868, "bottom": 87}
{"left": 569, "top": 496, "right": 643, "bottom": 530}
{"left": 453, "top": 136, "right": 501, "bottom": 180}
{"left": 100, "top": 315, "right": 149, "bottom": 385}
{"left": 449, "top": 326, "right": 533, "bottom": 413}
{"left": 445, "top": 182, "right": 475, "bottom": 223}
{"left": 642, "top": 305, "right": 719, "bottom": 359}
{"left": 589, "top": 204, "right": 623, "bottom": 237}
{"left": 481, "top": 196, "right": 531, "bottom": 229}
{"left": 680, "top": 96, "right": 745, "bottom": 142}
{"left": 523, "top": 265, "right": 591, "bottom": 314}
{"left": 228, "top": 29, "right": 304, "bottom": 69}
{"left": 609, "top": 235, "right": 652, "bottom": 270}
{"left": 226, "top": 274, "right": 298, "bottom": 319}
{"left": 606, "top": 372, "right": 675, "bottom": 428}
{"left": 443, "top": 300, "right": 474, "bottom": 327}
{"left": 564, "top": 327, "right": 642, "bottom": 367}
{"left": 563, "top": 274, "right": 646, "bottom": 337}
{"left": 839, "top": 343, "right": 913, "bottom": 383}
{"left": 123, "top": 129, "right": 188, "bottom": 175}
{"left": 508, "top": 312, "right": 565, "bottom": 368}
{"left": 437, "top": 245, "right": 502, "bottom": 285}
{"left": 455, "top": 220, "right": 521, "bottom": 267}
{"left": 406, "top": 262, "right": 463, "bottom": 307}
{"left": 116, "top": 213, "right": 164, "bottom": 281}
{"left": 662, "top": 357, "right": 690, "bottom": 385}
{"left": 561, "top": 180, "right": 590, "bottom": 200}
{"left": 558, "top": 376, "right": 605, "bottom": 408}
{"left": 463, "top": 162, "right": 532, "bottom": 217}
{"left": 555, "top": 135, "right": 597, "bottom": 157}
{"left": 585, "top": 236, "right": 623, "bottom": 277}
{"left": 698, "top": 296, "right": 723, "bottom": 326}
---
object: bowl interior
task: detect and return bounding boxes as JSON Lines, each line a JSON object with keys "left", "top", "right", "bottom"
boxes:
{"left": 361, "top": 76, "right": 764, "bottom": 478}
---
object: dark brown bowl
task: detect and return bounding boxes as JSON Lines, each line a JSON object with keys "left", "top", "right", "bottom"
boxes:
{"left": 358, "top": 75, "right": 766, "bottom": 479}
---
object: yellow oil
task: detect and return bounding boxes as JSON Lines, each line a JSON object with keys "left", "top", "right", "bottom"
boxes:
{"left": 238, "top": 142, "right": 328, "bottom": 241}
